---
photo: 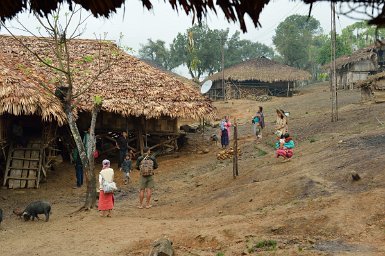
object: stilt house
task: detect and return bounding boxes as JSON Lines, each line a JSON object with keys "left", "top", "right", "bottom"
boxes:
{"left": 0, "top": 35, "right": 215, "bottom": 188}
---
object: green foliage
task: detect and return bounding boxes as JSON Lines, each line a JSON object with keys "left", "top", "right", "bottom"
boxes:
{"left": 93, "top": 95, "right": 103, "bottom": 106}
{"left": 139, "top": 23, "right": 274, "bottom": 80}
{"left": 138, "top": 39, "right": 175, "bottom": 70}
{"left": 256, "top": 148, "right": 267, "bottom": 156}
{"left": 44, "top": 57, "right": 53, "bottom": 65}
{"left": 309, "top": 138, "right": 316, "bottom": 143}
{"left": 254, "top": 239, "right": 277, "bottom": 250}
{"left": 82, "top": 55, "right": 94, "bottom": 63}
{"left": 273, "top": 14, "right": 322, "bottom": 72}
{"left": 216, "top": 252, "right": 225, "bottom": 256}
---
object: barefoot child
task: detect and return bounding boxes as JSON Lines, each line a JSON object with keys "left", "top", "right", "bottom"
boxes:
{"left": 121, "top": 153, "right": 132, "bottom": 185}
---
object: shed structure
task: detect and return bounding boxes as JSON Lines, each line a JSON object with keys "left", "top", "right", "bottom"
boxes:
{"left": 324, "top": 42, "right": 385, "bottom": 90}
{"left": 204, "top": 57, "right": 311, "bottom": 100}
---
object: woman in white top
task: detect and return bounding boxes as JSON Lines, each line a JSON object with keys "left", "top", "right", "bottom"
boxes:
{"left": 98, "top": 159, "right": 114, "bottom": 217}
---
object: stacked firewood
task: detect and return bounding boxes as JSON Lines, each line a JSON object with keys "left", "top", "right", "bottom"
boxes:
{"left": 217, "top": 147, "right": 241, "bottom": 160}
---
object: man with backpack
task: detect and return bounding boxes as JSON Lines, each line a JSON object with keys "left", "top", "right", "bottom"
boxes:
{"left": 136, "top": 147, "right": 158, "bottom": 209}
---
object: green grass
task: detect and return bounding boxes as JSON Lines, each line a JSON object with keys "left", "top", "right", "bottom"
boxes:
{"left": 257, "top": 148, "right": 267, "bottom": 156}
{"left": 216, "top": 252, "right": 225, "bottom": 256}
{"left": 254, "top": 239, "right": 277, "bottom": 250}
{"left": 309, "top": 138, "right": 316, "bottom": 143}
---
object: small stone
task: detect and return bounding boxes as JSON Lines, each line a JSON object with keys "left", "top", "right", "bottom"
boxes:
{"left": 249, "top": 199, "right": 253, "bottom": 202}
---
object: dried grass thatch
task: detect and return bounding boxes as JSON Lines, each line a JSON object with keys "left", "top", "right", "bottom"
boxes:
{"left": 0, "top": 53, "right": 66, "bottom": 125}
{"left": 206, "top": 57, "right": 311, "bottom": 83}
{"left": 356, "top": 71, "right": 385, "bottom": 89}
{"left": 323, "top": 46, "right": 378, "bottom": 71}
{"left": 0, "top": 35, "right": 215, "bottom": 122}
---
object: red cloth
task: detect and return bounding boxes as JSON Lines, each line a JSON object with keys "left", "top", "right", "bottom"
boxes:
{"left": 98, "top": 190, "right": 114, "bottom": 210}
{"left": 276, "top": 149, "right": 293, "bottom": 158}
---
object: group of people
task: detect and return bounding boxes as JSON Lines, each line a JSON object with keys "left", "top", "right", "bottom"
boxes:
{"left": 249, "top": 106, "right": 295, "bottom": 161}
{"left": 98, "top": 146, "right": 158, "bottom": 217}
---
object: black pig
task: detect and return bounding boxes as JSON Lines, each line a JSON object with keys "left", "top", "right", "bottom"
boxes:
{"left": 22, "top": 201, "right": 51, "bottom": 222}
{"left": 0, "top": 208, "right": 3, "bottom": 224}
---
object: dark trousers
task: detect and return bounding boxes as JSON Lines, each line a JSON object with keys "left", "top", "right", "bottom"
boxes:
{"left": 75, "top": 164, "right": 83, "bottom": 187}
{"left": 118, "top": 148, "right": 128, "bottom": 168}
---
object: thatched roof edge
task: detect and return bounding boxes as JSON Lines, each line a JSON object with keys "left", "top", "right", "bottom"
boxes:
{"left": 206, "top": 57, "right": 311, "bottom": 83}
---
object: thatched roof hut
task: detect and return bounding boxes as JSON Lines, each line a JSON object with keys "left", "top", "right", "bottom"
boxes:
{"left": 1, "top": 1, "right": 385, "bottom": 33}
{"left": 323, "top": 46, "right": 377, "bottom": 71}
{"left": 322, "top": 43, "right": 384, "bottom": 90}
{"left": 0, "top": 35, "right": 215, "bottom": 121}
{"left": 205, "top": 57, "right": 311, "bottom": 99}
{"left": 0, "top": 53, "right": 66, "bottom": 125}
{"left": 207, "top": 57, "right": 311, "bottom": 82}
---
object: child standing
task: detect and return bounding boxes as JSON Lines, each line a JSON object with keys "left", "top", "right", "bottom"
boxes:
{"left": 121, "top": 153, "right": 132, "bottom": 185}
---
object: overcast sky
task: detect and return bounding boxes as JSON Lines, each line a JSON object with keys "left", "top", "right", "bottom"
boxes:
{"left": 2, "top": 0, "right": 367, "bottom": 77}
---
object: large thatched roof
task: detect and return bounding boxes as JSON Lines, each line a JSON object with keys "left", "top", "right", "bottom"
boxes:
{"left": 206, "top": 57, "right": 311, "bottom": 83}
{"left": 0, "top": 53, "right": 66, "bottom": 124}
{"left": 0, "top": 35, "right": 215, "bottom": 121}
{"left": 1, "top": 1, "right": 385, "bottom": 33}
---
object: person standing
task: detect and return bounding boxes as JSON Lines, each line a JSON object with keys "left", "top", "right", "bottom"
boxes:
{"left": 116, "top": 131, "right": 129, "bottom": 169}
{"left": 98, "top": 159, "right": 115, "bottom": 217}
{"left": 252, "top": 106, "right": 265, "bottom": 141}
{"left": 275, "top": 109, "right": 288, "bottom": 137}
{"left": 136, "top": 147, "right": 158, "bottom": 209}
{"left": 220, "top": 117, "right": 228, "bottom": 148}
{"left": 72, "top": 147, "right": 83, "bottom": 189}
{"left": 121, "top": 153, "right": 132, "bottom": 185}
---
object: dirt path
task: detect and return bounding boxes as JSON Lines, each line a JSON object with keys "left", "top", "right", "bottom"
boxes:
{"left": 1, "top": 83, "right": 385, "bottom": 255}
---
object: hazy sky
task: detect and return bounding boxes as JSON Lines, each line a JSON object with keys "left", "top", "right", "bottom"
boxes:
{"left": 1, "top": 0, "right": 366, "bottom": 77}
{"left": 3, "top": 1, "right": 364, "bottom": 52}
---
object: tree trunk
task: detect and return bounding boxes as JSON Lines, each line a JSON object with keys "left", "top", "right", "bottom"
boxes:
{"left": 65, "top": 105, "right": 98, "bottom": 210}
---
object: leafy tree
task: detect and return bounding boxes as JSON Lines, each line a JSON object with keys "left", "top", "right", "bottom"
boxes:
{"left": 315, "top": 34, "right": 352, "bottom": 66}
{"left": 138, "top": 39, "right": 176, "bottom": 70}
{"left": 273, "top": 15, "right": 322, "bottom": 70}
{"left": 225, "top": 31, "right": 275, "bottom": 67}
{"left": 169, "top": 24, "right": 274, "bottom": 80}
{"left": 339, "top": 21, "right": 385, "bottom": 50}
{"left": 169, "top": 24, "right": 226, "bottom": 79}
{"left": 2, "top": 7, "right": 117, "bottom": 210}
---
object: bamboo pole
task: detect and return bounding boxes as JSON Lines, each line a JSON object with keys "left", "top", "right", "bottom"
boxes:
{"left": 233, "top": 118, "right": 238, "bottom": 178}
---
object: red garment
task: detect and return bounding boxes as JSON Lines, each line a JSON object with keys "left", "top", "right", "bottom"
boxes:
{"left": 276, "top": 148, "right": 293, "bottom": 158}
{"left": 98, "top": 190, "right": 114, "bottom": 210}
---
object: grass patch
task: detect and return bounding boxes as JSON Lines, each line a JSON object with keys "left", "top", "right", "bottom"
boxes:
{"left": 309, "top": 138, "right": 316, "bottom": 143}
{"left": 255, "top": 239, "right": 277, "bottom": 250}
{"left": 216, "top": 252, "right": 225, "bottom": 256}
{"left": 257, "top": 148, "right": 267, "bottom": 156}
{"left": 246, "top": 239, "right": 277, "bottom": 253}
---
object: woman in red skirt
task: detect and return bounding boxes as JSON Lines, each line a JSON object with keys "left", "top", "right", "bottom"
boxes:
{"left": 98, "top": 159, "right": 115, "bottom": 217}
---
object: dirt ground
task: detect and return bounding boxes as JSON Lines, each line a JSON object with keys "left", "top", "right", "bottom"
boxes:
{"left": 1, "top": 83, "right": 385, "bottom": 256}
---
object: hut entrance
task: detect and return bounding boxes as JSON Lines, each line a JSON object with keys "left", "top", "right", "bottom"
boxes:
{"left": 2, "top": 115, "right": 60, "bottom": 189}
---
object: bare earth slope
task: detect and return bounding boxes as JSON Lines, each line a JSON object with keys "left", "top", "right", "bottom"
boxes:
{"left": 1, "top": 83, "right": 385, "bottom": 255}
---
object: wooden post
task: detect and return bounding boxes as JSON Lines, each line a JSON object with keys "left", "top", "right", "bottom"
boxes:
{"left": 287, "top": 82, "right": 290, "bottom": 97}
{"left": 233, "top": 118, "right": 238, "bottom": 178}
{"left": 138, "top": 116, "right": 145, "bottom": 155}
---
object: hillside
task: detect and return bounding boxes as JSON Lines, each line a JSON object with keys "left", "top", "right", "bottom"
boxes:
{"left": 1, "top": 83, "right": 385, "bottom": 256}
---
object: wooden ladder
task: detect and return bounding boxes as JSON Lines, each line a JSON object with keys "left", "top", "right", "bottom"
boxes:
{"left": 2, "top": 141, "right": 45, "bottom": 189}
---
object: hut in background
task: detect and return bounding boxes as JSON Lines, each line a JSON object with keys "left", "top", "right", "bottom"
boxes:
{"left": 356, "top": 71, "right": 385, "bottom": 103}
{"left": 0, "top": 34, "right": 215, "bottom": 188}
{"left": 204, "top": 57, "right": 311, "bottom": 100}
{"left": 323, "top": 42, "right": 385, "bottom": 90}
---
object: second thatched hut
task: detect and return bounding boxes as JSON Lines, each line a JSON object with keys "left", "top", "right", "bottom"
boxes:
{"left": 204, "top": 57, "right": 311, "bottom": 100}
